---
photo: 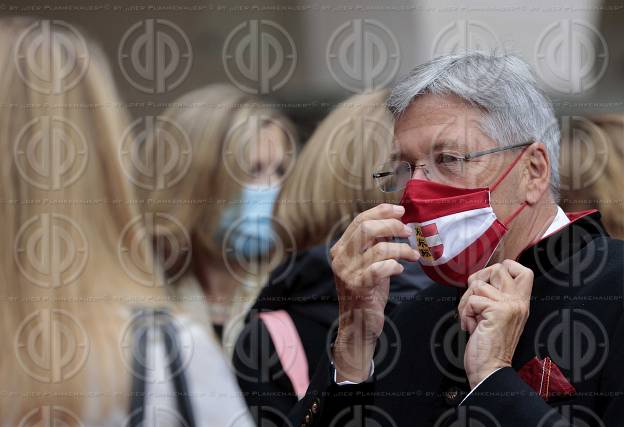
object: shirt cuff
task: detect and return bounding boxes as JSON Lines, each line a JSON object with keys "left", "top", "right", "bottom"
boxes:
{"left": 332, "top": 360, "right": 375, "bottom": 385}
{"left": 459, "top": 367, "right": 504, "bottom": 406}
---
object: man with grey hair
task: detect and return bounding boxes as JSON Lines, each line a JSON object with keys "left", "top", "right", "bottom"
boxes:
{"left": 287, "top": 53, "right": 623, "bottom": 426}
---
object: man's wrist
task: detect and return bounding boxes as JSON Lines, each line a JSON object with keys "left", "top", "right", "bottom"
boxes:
{"left": 333, "top": 359, "right": 375, "bottom": 385}
{"left": 332, "top": 336, "right": 376, "bottom": 383}
{"left": 467, "top": 363, "right": 510, "bottom": 389}
{"left": 459, "top": 367, "right": 505, "bottom": 406}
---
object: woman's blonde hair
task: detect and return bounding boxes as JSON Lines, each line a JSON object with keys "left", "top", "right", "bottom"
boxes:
{"left": 274, "top": 89, "right": 397, "bottom": 252}
{"left": 560, "top": 114, "right": 624, "bottom": 239}
{"left": 0, "top": 17, "right": 165, "bottom": 425}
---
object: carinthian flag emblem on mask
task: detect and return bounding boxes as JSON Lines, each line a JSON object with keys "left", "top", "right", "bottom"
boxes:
{"left": 411, "top": 223, "right": 444, "bottom": 261}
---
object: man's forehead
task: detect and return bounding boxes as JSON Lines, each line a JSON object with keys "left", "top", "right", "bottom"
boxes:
{"left": 394, "top": 94, "right": 480, "bottom": 132}
{"left": 392, "top": 94, "right": 491, "bottom": 156}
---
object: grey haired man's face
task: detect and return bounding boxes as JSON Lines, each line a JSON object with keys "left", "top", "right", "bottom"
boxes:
{"left": 393, "top": 92, "right": 527, "bottom": 222}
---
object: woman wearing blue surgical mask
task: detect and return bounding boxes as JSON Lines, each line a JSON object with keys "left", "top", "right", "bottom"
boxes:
{"left": 135, "top": 84, "right": 298, "bottom": 356}
{"left": 216, "top": 122, "right": 290, "bottom": 261}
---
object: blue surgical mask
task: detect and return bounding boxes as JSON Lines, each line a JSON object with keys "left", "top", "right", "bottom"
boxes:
{"left": 217, "top": 185, "right": 280, "bottom": 260}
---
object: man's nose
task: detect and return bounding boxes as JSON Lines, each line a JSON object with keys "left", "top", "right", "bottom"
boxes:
{"left": 411, "top": 166, "right": 428, "bottom": 180}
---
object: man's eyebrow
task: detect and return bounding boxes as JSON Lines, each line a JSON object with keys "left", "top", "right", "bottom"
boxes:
{"left": 431, "top": 139, "right": 461, "bottom": 152}
{"left": 389, "top": 138, "right": 465, "bottom": 164}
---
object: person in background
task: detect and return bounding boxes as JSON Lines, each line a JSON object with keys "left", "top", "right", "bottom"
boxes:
{"left": 137, "top": 84, "right": 298, "bottom": 356}
{"left": 0, "top": 17, "right": 253, "bottom": 427}
{"left": 232, "top": 90, "right": 433, "bottom": 424}
{"left": 559, "top": 114, "right": 624, "bottom": 239}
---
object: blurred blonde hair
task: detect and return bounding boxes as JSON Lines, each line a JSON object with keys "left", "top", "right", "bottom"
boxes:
{"left": 559, "top": 114, "right": 624, "bottom": 239}
{"left": 274, "top": 89, "right": 397, "bottom": 252}
{"left": 0, "top": 17, "right": 165, "bottom": 425}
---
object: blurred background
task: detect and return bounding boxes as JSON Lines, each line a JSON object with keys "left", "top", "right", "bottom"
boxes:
{"left": 2, "top": 0, "right": 623, "bottom": 135}
{"left": 1, "top": 1, "right": 623, "bottom": 426}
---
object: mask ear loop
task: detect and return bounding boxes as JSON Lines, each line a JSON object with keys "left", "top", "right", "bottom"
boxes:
{"left": 489, "top": 147, "right": 529, "bottom": 191}
{"left": 502, "top": 201, "right": 528, "bottom": 227}
{"left": 489, "top": 147, "right": 530, "bottom": 227}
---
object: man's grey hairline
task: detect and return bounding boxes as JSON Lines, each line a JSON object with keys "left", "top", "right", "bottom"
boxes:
{"left": 385, "top": 55, "right": 560, "bottom": 201}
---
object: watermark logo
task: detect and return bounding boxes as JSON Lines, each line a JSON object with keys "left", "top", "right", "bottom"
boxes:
{"left": 223, "top": 20, "right": 297, "bottom": 94}
{"left": 230, "top": 309, "right": 293, "bottom": 384}
{"left": 18, "top": 405, "right": 84, "bottom": 427}
{"left": 222, "top": 114, "right": 297, "bottom": 188}
{"left": 119, "top": 19, "right": 193, "bottom": 94}
{"left": 230, "top": 406, "right": 291, "bottom": 427}
{"left": 432, "top": 19, "right": 500, "bottom": 57}
{"left": 15, "top": 20, "right": 90, "bottom": 95}
{"left": 119, "top": 310, "right": 194, "bottom": 383}
{"left": 534, "top": 308, "right": 608, "bottom": 383}
{"left": 15, "top": 309, "right": 90, "bottom": 383}
{"left": 430, "top": 309, "right": 468, "bottom": 382}
{"left": 120, "top": 116, "right": 192, "bottom": 191}
{"left": 15, "top": 213, "right": 88, "bottom": 288}
{"left": 124, "top": 406, "right": 191, "bottom": 427}
{"left": 538, "top": 404, "right": 605, "bottom": 427}
{"left": 14, "top": 116, "right": 88, "bottom": 190}
{"left": 118, "top": 213, "right": 192, "bottom": 287}
{"left": 535, "top": 19, "right": 608, "bottom": 94}
{"left": 532, "top": 214, "right": 609, "bottom": 289}
{"left": 327, "top": 19, "right": 400, "bottom": 93}
{"left": 325, "top": 309, "right": 401, "bottom": 381}
{"left": 326, "top": 115, "right": 394, "bottom": 191}
{"left": 432, "top": 20, "right": 505, "bottom": 94}
{"left": 330, "top": 405, "right": 397, "bottom": 427}
{"left": 434, "top": 405, "right": 501, "bottom": 427}
{"left": 221, "top": 215, "right": 296, "bottom": 285}
{"left": 559, "top": 115, "right": 609, "bottom": 192}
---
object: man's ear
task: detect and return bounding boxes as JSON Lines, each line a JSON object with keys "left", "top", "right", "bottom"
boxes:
{"left": 524, "top": 142, "right": 551, "bottom": 205}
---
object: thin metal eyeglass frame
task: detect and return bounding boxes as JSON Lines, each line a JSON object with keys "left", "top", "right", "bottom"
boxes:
{"left": 371, "top": 140, "right": 535, "bottom": 189}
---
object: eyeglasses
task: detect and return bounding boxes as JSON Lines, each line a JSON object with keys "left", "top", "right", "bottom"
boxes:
{"left": 372, "top": 140, "right": 534, "bottom": 192}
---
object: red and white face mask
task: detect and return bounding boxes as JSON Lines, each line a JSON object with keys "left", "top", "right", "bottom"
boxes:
{"left": 399, "top": 151, "right": 527, "bottom": 288}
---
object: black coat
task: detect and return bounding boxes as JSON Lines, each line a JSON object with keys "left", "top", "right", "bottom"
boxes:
{"left": 232, "top": 243, "right": 433, "bottom": 425}
{"left": 288, "top": 212, "right": 624, "bottom": 427}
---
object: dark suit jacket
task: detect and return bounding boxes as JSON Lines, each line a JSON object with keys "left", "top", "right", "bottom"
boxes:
{"left": 288, "top": 211, "right": 624, "bottom": 426}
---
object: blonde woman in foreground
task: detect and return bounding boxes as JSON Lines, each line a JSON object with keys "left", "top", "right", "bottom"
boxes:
{"left": 0, "top": 17, "right": 253, "bottom": 427}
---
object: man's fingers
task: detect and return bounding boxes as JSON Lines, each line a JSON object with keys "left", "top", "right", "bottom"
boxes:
{"left": 359, "top": 203, "right": 405, "bottom": 221}
{"left": 363, "top": 259, "right": 404, "bottom": 287}
{"left": 460, "top": 295, "right": 491, "bottom": 333}
{"left": 467, "top": 266, "right": 493, "bottom": 286}
{"left": 342, "top": 204, "right": 405, "bottom": 243}
{"left": 469, "top": 280, "right": 503, "bottom": 301}
{"left": 359, "top": 219, "right": 413, "bottom": 246}
{"left": 457, "top": 284, "right": 496, "bottom": 330}
{"left": 463, "top": 315, "right": 477, "bottom": 335}
{"left": 457, "top": 287, "right": 474, "bottom": 320}
{"left": 364, "top": 241, "right": 420, "bottom": 265}
{"left": 468, "top": 261, "right": 532, "bottom": 295}
{"left": 490, "top": 263, "right": 516, "bottom": 293}
{"left": 501, "top": 259, "right": 527, "bottom": 278}
{"left": 502, "top": 259, "right": 534, "bottom": 298}
{"left": 468, "top": 263, "right": 509, "bottom": 289}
